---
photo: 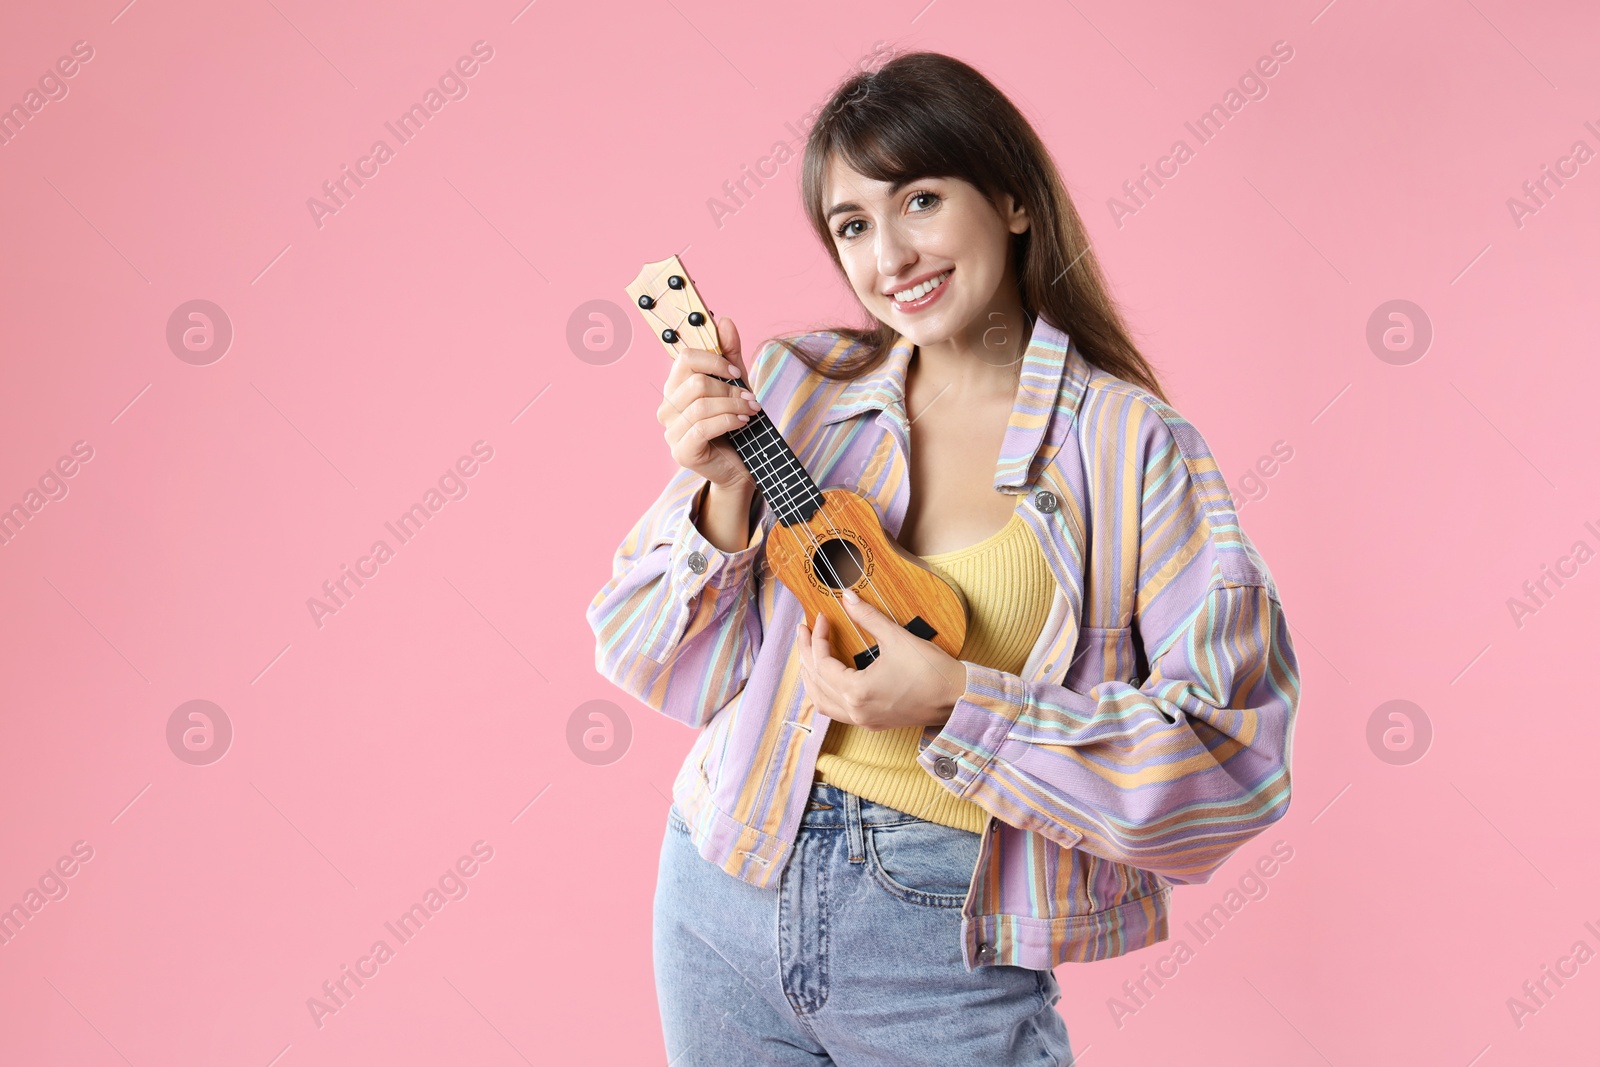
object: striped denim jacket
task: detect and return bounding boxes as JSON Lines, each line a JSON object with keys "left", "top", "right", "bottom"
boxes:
{"left": 587, "top": 313, "right": 1301, "bottom": 971}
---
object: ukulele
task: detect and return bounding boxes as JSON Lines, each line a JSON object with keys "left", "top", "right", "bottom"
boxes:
{"left": 625, "top": 254, "right": 968, "bottom": 670}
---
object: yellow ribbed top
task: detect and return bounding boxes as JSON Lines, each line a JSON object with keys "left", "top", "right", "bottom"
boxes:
{"left": 813, "top": 496, "right": 1055, "bottom": 833}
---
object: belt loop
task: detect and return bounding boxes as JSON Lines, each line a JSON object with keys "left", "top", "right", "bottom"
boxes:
{"left": 844, "top": 790, "right": 864, "bottom": 863}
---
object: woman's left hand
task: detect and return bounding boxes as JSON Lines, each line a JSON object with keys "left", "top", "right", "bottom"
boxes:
{"left": 796, "top": 588, "right": 969, "bottom": 731}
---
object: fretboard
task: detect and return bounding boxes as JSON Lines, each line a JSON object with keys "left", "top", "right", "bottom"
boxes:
{"left": 719, "top": 377, "right": 823, "bottom": 527}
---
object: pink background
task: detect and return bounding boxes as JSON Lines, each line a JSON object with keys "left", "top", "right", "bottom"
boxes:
{"left": 2, "top": 0, "right": 1597, "bottom": 1063}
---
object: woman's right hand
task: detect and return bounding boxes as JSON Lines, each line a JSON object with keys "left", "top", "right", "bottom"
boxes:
{"left": 657, "top": 315, "right": 761, "bottom": 492}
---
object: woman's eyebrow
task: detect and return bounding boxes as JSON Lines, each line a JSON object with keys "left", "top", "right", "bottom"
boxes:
{"left": 825, "top": 179, "right": 919, "bottom": 220}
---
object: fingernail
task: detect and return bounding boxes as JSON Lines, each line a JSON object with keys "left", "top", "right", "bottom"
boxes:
{"left": 727, "top": 363, "right": 739, "bottom": 377}
{"left": 843, "top": 588, "right": 859, "bottom": 601}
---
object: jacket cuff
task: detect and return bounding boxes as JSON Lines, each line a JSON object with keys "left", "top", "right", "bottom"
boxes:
{"left": 641, "top": 477, "right": 765, "bottom": 662}
{"left": 917, "top": 662, "right": 1030, "bottom": 795}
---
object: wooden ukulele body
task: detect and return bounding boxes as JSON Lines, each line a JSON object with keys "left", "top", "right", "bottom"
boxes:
{"left": 763, "top": 487, "right": 968, "bottom": 670}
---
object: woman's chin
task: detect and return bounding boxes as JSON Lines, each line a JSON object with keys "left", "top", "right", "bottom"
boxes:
{"left": 879, "top": 306, "right": 969, "bottom": 348}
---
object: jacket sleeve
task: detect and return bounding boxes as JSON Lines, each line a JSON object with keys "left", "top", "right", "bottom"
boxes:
{"left": 584, "top": 340, "right": 785, "bottom": 729}
{"left": 916, "top": 400, "right": 1301, "bottom": 885}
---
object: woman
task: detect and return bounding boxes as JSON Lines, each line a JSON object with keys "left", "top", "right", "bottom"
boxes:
{"left": 588, "top": 51, "right": 1300, "bottom": 1065}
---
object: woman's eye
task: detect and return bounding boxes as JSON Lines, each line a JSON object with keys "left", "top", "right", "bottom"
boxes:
{"left": 834, "top": 192, "right": 938, "bottom": 239}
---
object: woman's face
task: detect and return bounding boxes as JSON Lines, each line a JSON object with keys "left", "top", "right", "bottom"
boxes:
{"left": 822, "top": 155, "right": 1029, "bottom": 348}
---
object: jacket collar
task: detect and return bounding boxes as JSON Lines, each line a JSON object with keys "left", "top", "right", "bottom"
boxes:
{"left": 816, "top": 312, "right": 1089, "bottom": 491}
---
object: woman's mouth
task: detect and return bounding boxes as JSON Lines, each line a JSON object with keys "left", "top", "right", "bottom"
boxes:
{"left": 889, "top": 269, "right": 952, "bottom": 312}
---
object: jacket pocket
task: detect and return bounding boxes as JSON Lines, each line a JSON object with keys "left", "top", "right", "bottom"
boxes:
{"left": 1072, "top": 847, "right": 1171, "bottom": 920}
{"left": 1062, "top": 625, "right": 1140, "bottom": 691}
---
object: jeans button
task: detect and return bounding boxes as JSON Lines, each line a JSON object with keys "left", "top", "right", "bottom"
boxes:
{"left": 932, "top": 755, "right": 957, "bottom": 779}
{"left": 686, "top": 550, "right": 708, "bottom": 574}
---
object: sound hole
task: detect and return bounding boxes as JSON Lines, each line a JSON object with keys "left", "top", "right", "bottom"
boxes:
{"left": 809, "top": 539, "right": 866, "bottom": 589}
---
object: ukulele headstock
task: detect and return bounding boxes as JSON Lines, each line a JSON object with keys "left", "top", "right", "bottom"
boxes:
{"left": 624, "top": 255, "right": 722, "bottom": 360}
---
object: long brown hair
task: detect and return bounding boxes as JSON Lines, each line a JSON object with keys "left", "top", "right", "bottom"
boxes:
{"left": 775, "top": 49, "right": 1167, "bottom": 403}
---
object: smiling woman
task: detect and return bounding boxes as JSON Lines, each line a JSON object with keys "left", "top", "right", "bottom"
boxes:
{"left": 592, "top": 48, "right": 1299, "bottom": 1067}
{"left": 778, "top": 53, "right": 1165, "bottom": 405}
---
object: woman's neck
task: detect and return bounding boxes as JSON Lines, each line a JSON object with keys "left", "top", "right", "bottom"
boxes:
{"left": 909, "top": 301, "right": 1033, "bottom": 403}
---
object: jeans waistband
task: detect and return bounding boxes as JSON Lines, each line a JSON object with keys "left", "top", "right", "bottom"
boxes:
{"left": 801, "top": 779, "right": 930, "bottom": 829}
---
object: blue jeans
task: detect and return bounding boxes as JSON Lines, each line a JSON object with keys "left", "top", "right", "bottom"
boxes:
{"left": 653, "top": 780, "right": 1074, "bottom": 1065}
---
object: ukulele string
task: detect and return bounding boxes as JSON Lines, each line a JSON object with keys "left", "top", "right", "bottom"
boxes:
{"left": 748, "top": 418, "right": 970, "bottom": 690}
{"left": 733, "top": 415, "right": 909, "bottom": 660}
{"left": 637, "top": 284, "right": 871, "bottom": 628}
{"left": 643, "top": 271, "right": 894, "bottom": 661}
{"left": 727, "top": 358, "right": 968, "bottom": 690}
{"left": 730, "top": 417, "right": 882, "bottom": 655}
{"left": 642, "top": 269, "right": 972, "bottom": 696}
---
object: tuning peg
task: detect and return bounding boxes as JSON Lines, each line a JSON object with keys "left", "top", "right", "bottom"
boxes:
{"left": 661, "top": 328, "right": 679, "bottom": 344}
{"left": 637, "top": 294, "right": 655, "bottom": 309}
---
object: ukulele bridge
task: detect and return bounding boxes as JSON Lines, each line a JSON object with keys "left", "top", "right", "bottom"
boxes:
{"left": 852, "top": 616, "right": 939, "bottom": 669}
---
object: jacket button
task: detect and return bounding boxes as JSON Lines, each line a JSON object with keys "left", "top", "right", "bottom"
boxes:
{"left": 977, "top": 941, "right": 996, "bottom": 962}
{"left": 1033, "top": 489, "right": 1058, "bottom": 513}
{"left": 686, "top": 551, "right": 708, "bottom": 574}
{"left": 932, "top": 755, "right": 958, "bottom": 779}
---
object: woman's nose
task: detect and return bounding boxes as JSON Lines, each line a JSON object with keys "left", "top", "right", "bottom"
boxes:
{"left": 875, "top": 220, "right": 918, "bottom": 277}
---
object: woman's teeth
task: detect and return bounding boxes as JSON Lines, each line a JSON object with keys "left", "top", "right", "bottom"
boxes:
{"left": 892, "top": 270, "right": 951, "bottom": 303}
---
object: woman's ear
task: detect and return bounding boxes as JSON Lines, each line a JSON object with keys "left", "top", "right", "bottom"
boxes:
{"left": 1004, "top": 194, "right": 1030, "bottom": 235}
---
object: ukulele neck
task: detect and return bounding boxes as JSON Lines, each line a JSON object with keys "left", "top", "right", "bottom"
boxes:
{"left": 623, "top": 254, "right": 824, "bottom": 528}
{"left": 718, "top": 384, "right": 823, "bottom": 527}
